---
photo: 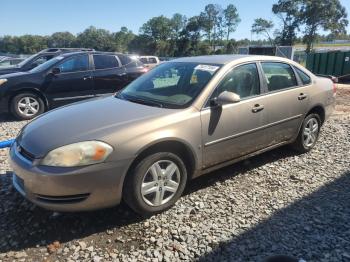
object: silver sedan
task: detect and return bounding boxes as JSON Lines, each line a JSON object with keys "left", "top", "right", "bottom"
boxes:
{"left": 10, "top": 55, "right": 336, "bottom": 215}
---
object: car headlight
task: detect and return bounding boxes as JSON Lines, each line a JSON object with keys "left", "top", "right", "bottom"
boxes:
{"left": 41, "top": 141, "right": 113, "bottom": 167}
{"left": 0, "top": 79, "right": 7, "bottom": 86}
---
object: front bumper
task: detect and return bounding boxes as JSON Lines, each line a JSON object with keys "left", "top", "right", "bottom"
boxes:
{"left": 9, "top": 142, "right": 132, "bottom": 212}
{"left": 0, "top": 96, "right": 9, "bottom": 113}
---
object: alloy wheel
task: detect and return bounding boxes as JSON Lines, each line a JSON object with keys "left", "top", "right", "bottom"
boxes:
{"left": 141, "top": 160, "right": 181, "bottom": 206}
{"left": 17, "top": 97, "right": 40, "bottom": 117}
{"left": 303, "top": 117, "right": 319, "bottom": 147}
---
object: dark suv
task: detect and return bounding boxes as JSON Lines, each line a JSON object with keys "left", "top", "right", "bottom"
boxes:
{"left": 0, "top": 48, "right": 94, "bottom": 76}
{"left": 0, "top": 51, "right": 147, "bottom": 120}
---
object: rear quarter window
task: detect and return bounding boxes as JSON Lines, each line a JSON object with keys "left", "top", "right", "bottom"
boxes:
{"left": 117, "top": 54, "right": 132, "bottom": 66}
{"left": 295, "top": 67, "right": 311, "bottom": 85}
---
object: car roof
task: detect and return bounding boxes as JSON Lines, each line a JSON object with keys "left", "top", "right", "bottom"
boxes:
{"left": 172, "top": 54, "right": 293, "bottom": 65}
{"left": 57, "top": 51, "right": 126, "bottom": 58}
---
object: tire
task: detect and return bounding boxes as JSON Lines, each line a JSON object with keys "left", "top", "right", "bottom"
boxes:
{"left": 10, "top": 92, "right": 45, "bottom": 120}
{"left": 292, "top": 113, "right": 321, "bottom": 153}
{"left": 123, "top": 152, "right": 188, "bottom": 216}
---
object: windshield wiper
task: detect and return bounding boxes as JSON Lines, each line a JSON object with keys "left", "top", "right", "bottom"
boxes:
{"left": 119, "top": 94, "right": 164, "bottom": 108}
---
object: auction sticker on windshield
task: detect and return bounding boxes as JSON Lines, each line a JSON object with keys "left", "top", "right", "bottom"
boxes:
{"left": 194, "top": 64, "right": 219, "bottom": 73}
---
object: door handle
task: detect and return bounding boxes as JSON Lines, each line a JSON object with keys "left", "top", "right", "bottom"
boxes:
{"left": 117, "top": 72, "right": 127, "bottom": 77}
{"left": 298, "top": 93, "right": 308, "bottom": 100}
{"left": 83, "top": 76, "right": 92, "bottom": 81}
{"left": 252, "top": 104, "right": 264, "bottom": 113}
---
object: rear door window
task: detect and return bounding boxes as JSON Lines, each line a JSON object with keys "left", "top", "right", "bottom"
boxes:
{"left": 261, "top": 62, "right": 297, "bottom": 91}
{"left": 295, "top": 67, "right": 311, "bottom": 85}
{"left": 93, "top": 55, "right": 119, "bottom": 69}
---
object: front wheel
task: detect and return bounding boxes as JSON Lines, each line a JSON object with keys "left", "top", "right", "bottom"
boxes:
{"left": 123, "top": 152, "right": 187, "bottom": 216}
{"left": 10, "top": 92, "right": 45, "bottom": 120}
{"left": 292, "top": 113, "right": 321, "bottom": 153}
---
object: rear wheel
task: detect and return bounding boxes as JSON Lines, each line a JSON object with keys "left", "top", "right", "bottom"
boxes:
{"left": 123, "top": 152, "right": 187, "bottom": 216}
{"left": 10, "top": 92, "right": 45, "bottom": 120}
{"left": 292, "top": 113, "right": 321, "bottom": 153}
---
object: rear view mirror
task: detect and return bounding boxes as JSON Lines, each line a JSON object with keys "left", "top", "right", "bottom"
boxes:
{"left": 212, "top": 91, "right": 240, "bottom": 106}
{"left": 52, "top": 67, "right": 61, "bottom": 75}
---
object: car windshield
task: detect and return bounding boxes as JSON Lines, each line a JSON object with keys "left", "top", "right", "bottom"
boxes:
{"left": 16, "top": 54, "right": 37, "bottom": 68}
{"left": 29, "top": 56, "right": 63, "bottom": 73}
{"left": 117, "top": 62, "right": 221, "bottom": 108}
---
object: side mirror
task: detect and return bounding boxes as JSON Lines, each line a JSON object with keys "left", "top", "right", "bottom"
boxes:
{"left": 211, "top": 91, "right": 240, "bottom": 106}
{"left": 51, "top": 67, "right": 61, "bottom": 75}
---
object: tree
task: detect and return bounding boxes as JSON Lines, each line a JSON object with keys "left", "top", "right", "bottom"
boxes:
{"left": 114, "top": 27, "right": 135, "bottom": 52}
{"left": 76, "top": 26, "right": 116, "bottom": 51}
{"left": 224, "top": 4, "right": 241, "bottom": 41}
{"left": 272, "top": 0, "right": 300, "bottom": 46}
{"left": 17, "top": 35, "right": 48, "bottom": 54}
{"left": 140, "top": 16, "right": 172, "bottom": 41}
{"left": 48, "top": 32, "right": 76, "bottom": 48}
{"left": 299, "top": 0, "right": 348, "bottom": 52}
{"left": 251, "top": 18, "right": 274, "bottom": 45}
{"left": 199, "top": 4, "right": 221, "bottom": 49}
{"left": 171, "top": 13, "right": 187, "bottom": 40}
{"left": 128, "top": 34, "right": 155, "bottom": 55}
{"left": 177, "top": 16, "right": 202, "bottom": 56}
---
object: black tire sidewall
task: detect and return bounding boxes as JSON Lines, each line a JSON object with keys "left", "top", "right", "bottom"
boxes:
{"left": 124, "top": 152, "right": 187, "bottom": 216}
{"left": 11, "top": 93, "right": 45, "bottom": 120}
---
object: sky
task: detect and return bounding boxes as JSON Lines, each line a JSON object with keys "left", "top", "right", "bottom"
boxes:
{"left": 1, "top": 0, "right": 350, "bottom": 40}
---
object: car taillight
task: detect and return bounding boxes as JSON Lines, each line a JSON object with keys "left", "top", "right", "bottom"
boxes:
{"left": 141, "top": 68, "right": 149, "bottom": 73}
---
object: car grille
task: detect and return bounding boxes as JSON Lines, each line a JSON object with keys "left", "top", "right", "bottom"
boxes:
{"left": 35, "top": 193, "right": 90, "bottom": 204}
{"left": 18, "top": 146, "right": 36, "bottom": 162}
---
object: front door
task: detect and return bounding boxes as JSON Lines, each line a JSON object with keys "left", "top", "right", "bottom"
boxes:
{"left": 44, "top": 54, "right": 94, "bottom": 107}
{"left": 201, "top": 63, "right": 269, "bottom": 169}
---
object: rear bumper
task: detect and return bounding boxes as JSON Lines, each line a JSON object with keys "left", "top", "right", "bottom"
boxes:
{"left": 325, "top": 96, "right": 336, "bottom": 121}
{"left": 9, "top": 142, "right": 132, "bottom": 212}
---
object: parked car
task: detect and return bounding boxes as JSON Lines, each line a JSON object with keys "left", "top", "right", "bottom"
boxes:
{"left": 0, "top": 57, "right": 24, "bottom": 67}
{"left": 9, "top": 55, "right": 335, "bottom": 215}
{"left": 0, "top": 48, "right": 94, "bottom": 76}
{"left": 139, "top": 56, "right": 160, "bottom": 69}
{"left": 0, "top": 56, "right": 10, "bottom": 62}
{"left": 0, "top": 51, "right": 147, "bottom": 119}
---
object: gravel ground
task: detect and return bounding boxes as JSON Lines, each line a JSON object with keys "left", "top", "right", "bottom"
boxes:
{"left": 0, "top": 87, "right": 349, "bottom": 262}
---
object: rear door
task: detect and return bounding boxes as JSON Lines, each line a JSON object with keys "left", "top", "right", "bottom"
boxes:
{"left": 92, "top": 54, "right": 128, "bottom": 96}
{"left": 44, "top": 54, "right": 94, "bottom": 106}
{"left": 258, "top": 61, "right": 310, "bottom": 145}
{"left": 117, "top": 54, "right": 146, "bottom": 82}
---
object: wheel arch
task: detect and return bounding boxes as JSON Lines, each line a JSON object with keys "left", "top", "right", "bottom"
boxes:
{"left": 306, "top": 104, "right": 325, "bottom": 125}
{"left": 8, "top": 88, "right": 49, "bottom": 111}
{"left": 128, "top": 138, "right": 198, "bottom": 181}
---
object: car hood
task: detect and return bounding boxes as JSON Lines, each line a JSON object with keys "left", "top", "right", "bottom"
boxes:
{"left": 17, "top": 96, "right": 177, "bottom": 158}
{"left": 0, "top": 71, "right": 29, "bottom": 79}
{"left": 0, "top": 67, "right": 21, "bottom": 76}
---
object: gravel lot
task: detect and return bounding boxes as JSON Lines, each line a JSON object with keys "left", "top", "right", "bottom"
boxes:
{"left": 0, "top": 85, "right": 349, "bottom": 262}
